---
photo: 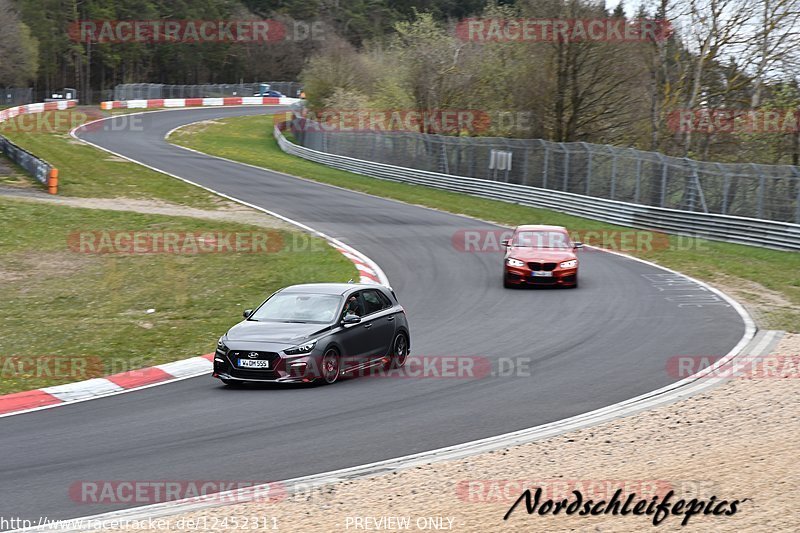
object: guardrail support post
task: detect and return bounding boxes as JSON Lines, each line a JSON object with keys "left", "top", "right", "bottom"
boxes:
{"left": 47, "top": 168, "right": 58, "bottom": 194}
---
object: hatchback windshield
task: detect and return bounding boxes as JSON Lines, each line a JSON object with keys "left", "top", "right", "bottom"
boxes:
{"left": 249, "top": 292, "right": 343, "bottom": 323}
{"left": 512, "top": 231, "right": 573, "bottom": 249}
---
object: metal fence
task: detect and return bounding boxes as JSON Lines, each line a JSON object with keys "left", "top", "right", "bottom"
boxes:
{"left": 275, "top": 121, "right": 800, "bottom": 251}
{"left": 1, "top": 88, "right": 33, "bottom": 106}
{"left": 114, "top": 82, "right": 302, "bottom": 100}
{"left": 289, "top": 114, "right": 800, "bottom": 224}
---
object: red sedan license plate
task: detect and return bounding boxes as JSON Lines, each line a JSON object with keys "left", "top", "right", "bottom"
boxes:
{"left": 532, "top": 271, "right": 553, "bottom": 277}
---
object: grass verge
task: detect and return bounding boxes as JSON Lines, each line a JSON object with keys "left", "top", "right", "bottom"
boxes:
{"left": 170, "top": 114, "right": 800, "bottom": 332}
{"left": 0, "top": 109, "right": 357, "bottom": 394}
{"left": 0, "top": 197, "right": 354, "bottom": 394}
{"left": 0, "top": 108, "right": 219, "bottom": 207}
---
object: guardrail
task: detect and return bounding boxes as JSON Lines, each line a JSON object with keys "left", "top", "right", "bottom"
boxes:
{"left": 0, "top": 100, "right": 76, "bottom": 193}
{"left": 0, "top": 137, "right": 58, "bottom": 193}
{"left": 289, "top": 114, "right": 800, "bottom": 224}
{"left": 274, "top": 122, "right": 800, "bottom": 251}
{"left": 113, "top": 82, "right": 304, "bottom": 100}
{"left": 101, "top": 97, "right": 301, "bottom": 110}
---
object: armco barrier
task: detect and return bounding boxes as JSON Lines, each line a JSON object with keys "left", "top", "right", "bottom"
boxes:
{"left": 0, "top": 100, "right": 76, "bottom": 193}
{"left": 0, "top": 137, "right": 56, "bottom": 187}
{"left": 274, "top": 122, "right": 800, "bottom": 251}
{"left": 101, "top": 97, "right": 301, "bottom": 110}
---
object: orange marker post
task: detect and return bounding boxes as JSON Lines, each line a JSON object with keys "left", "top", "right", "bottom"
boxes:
{"left": 47, "top": 168, "right": 59, "bottom": 194}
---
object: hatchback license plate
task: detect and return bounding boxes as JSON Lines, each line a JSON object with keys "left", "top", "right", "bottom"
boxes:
{"left": 532, "top": 271, "right": 553, "bottom": 277}
{"left": 238, "top": 359, "right": 269, "bottom": 368}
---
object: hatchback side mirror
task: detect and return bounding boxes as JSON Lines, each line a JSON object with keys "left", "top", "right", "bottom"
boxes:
{"left": 342, "top": 314, "right": 361, "bottom": 325}
{"left": 501, "top": 239, "right": 510, "bottom": 247}
{"left": 243, "top": 309, "right": 253, "bottom": 319}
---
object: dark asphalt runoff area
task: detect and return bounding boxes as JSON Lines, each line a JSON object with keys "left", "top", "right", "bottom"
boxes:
{"left": 0, "top": 106, "right": 747, "bottom": 526}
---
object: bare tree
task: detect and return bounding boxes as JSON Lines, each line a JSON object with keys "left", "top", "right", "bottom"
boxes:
{"left": 748, "top": 0, "right": 800, "bottom": 107}
{"left": 0, "top": 0, "right": 39, "bottom": 87}
{"left": 678, "top": 0, "right": 757, "bottom": 153}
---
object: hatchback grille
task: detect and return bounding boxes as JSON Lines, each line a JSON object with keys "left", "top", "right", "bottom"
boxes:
{"left": 227, "top": 350, "right": 280, "bottom": 368}
{"left": 528, "top": 262, "right": 557, "bottom": 271}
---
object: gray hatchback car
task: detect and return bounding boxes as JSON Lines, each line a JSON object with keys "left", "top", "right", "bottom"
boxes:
{"left": 213, "top": 283, "right": 410, "bottom": 385}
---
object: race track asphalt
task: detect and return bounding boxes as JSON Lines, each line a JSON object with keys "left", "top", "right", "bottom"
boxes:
{"left": 0, "top": 107, "right": 746, "bottom": 526}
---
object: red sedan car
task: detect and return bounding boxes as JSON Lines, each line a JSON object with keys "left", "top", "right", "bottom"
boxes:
{"left": 502, "top": 225, "right": 582, "bottom": 288}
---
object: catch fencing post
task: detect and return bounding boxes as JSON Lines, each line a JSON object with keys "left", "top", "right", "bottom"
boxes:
{"left": 683, "top": 158, "right": 695, "bottom": 211}
{"left": 454, "top": 138, "right": 462, "bottom": 177}
{"left": 468, "top": 141, "right": 475, "bottom": 177}
{"left": 504, "top": 140, "right": 512, "bottom": 182}
{"left": 659, "top": 154, "right": 668, "bottom": 207}
{"left": 689, "top": 159, "right": 708, "bottom": 213}
{"left": 521, "top": 144, "right": 530, "bottom": 186}
{"left": 635, "top": 157, "right": 642, "bottom": 203}
{"left": 542, "top": 141, "right": 549, "bottom": 189}
{"left": 719, "top": 163, "right": 729, "bottom": 215}
{"left": 581, "top": 142, "right": 592, "bottom": 195}
{"left": 607, "top": 146, "right": 617, "bottom": 200}
{"left": 752, "top": 163, "right": 765, "bottom": 219}
{"left": 793, "top": 167, "right": 800, "bottom": 223}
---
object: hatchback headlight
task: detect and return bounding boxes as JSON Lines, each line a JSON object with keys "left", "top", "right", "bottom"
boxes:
{"left": 560, "top": 260, "right": 578, "bottom": 269}
{"left": 285, "top": 340, "right": 317, "bottom": 355}
{"left": 506, "top": 258, "right": 525, "bottom": 267}
{"left": 216, "top": 336, "right": 229, "bottom": 352}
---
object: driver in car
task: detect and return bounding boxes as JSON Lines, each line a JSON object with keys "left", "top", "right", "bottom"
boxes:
{"left": 342, "top": 295, "right": 360, "bottom": 320}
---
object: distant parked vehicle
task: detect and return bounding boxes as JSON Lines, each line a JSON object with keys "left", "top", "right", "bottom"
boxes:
{"left": 255, "top": 83, "right": 285, "bottom": 98}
